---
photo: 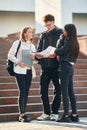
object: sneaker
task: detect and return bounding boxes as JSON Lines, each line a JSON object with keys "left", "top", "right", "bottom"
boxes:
{"left": 50, "top": 114, "right": 59, "bottom": 121}
{"left": 36, "top": 113, "right": 50, "bottom": 121}
{"left": 70, "top": 115, "right": 79, "bottom": 122}
{"left": 19, "top": 115, "right": 31, "bottom": 122}
{"left": 57, "top": 115, "right": 72, "bottom": 123}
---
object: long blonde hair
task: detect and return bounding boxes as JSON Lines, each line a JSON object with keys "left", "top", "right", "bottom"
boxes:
{"left": 20, "top": 27, "right": 33, "bottom": 42}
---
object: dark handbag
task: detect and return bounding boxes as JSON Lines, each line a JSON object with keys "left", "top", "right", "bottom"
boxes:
{"left": 6, "top": 41, "right": 21, "bottom": 76}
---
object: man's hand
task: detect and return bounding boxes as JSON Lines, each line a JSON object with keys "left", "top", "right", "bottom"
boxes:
{"left": 35, "top": 54, "right": 43, "bottom": 59}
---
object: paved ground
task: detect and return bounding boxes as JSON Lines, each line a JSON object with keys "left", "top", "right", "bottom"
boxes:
{"left": 0, "top": 118, "right": 87, "bottom": 130}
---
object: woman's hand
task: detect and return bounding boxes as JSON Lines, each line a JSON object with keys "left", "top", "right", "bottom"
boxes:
{"left": 60, "top": 34, "right": 64, "bottom": 39}
{"left": 29, "top": 54, "right": 35, "bottom": 60}
{"left": 18, "top": 61, "right": 26, "bottom": 67}
{"left": 48, "top": 54, "right": 56, "bottom": 58}
{"left": 56, "top": 56, "right": 60, "bottom": 61}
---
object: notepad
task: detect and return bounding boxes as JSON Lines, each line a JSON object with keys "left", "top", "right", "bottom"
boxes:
{"left": 22, "top": 50, "right": 33, "bottom": 66}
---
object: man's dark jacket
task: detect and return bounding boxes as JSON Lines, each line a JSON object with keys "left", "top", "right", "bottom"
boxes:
{"left": 36, "top": 26, "right": 63, "bottom": 69}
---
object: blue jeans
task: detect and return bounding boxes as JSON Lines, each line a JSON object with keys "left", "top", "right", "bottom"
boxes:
{"left": 15, "top": 70, "right": 32, "bottom": 114}
{"left": 60, "top": 61, "right": 77, "bottom": 115}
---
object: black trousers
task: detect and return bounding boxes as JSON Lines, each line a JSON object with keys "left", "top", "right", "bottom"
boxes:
{"left": 40, "top": 68, "right": 61, "bottom": 115}
{"left": 15, "top": 70, "right": 32, "bottom": 114}
{"left": 60, "top": 61, "right": 77, "bottom": 115}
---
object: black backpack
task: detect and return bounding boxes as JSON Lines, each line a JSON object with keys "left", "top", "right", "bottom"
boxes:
{"left": 6, "top": 41, "right": 21, "bottom": 76}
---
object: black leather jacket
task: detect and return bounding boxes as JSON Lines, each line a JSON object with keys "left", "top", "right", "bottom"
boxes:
{"left": 36, "top": 26, "right": 63, "bottom": 69}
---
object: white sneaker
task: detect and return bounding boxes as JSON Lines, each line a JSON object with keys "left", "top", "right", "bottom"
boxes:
{"left": 36, "top": 113, "right": 50, "bottom": 121}
{"left": 50, "top": 114, "right": 59, "bottom": 121}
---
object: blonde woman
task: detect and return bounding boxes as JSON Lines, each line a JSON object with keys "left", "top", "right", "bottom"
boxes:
{"left": 8, "top": 27, "right": 36, "bottom": 122}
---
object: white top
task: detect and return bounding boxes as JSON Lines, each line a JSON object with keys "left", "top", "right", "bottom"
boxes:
{"left": 8, "top": 40, "right": 36, "bottom": 74}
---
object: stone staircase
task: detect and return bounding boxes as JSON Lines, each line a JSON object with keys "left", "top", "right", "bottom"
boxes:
{"left": 0, "top": 34, "right": 87, "bottom": 122}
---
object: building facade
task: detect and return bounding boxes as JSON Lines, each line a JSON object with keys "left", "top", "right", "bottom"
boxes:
{"left": 0, "top": 0, "right": 87, "bottom": 37}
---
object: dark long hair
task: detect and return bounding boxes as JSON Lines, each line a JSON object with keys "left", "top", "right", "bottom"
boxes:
{"left": 64, "top": 24, "right": 79, "bottom": 59}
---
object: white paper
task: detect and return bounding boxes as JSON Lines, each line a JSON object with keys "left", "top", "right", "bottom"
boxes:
{"left": 37, "top": 46, "right": 56, "bottom": 57}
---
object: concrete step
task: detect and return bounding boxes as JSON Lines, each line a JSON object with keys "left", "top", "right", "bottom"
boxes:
{"left": 0, "top": 94, "right": 87, "bottom": 105}
{"left": 74, "top": 75, "right": 87, "bottom": 80}
{"left": 0, "top": 96, "right": 43, "bottom": 105}
{"left": 59, "top": 101, "right": 87, "bottom": 110}
{"left": 77, "top": 59, "right": 87, "bottom": 64}
{"left": 0, "top": 79, "right": 87, "bottom": 87}
{"left": 74, "top": 64, "right": 87, "bottom": 69}
{"left": 74, "top": 80, "right": 87, "bottom": 87}
{"left": 0, "top": 87, "right": 87, "bottom": 97}
{"left": 74, "top": 69, "right": 87, "bottom": 75}
{"left": 0, "top": 88, "right": 53, "bottom": 97}
{"left": 0, "top": 109, "right": 87, "bottom": 122}
{"left": 0, "top": 101, "right": 87, "bottom": 113}
{"left": 0, "top": 103, "right": 43, "bottom": 114}
{"left": 0, "top": 76, "right": 40, "bottom": 83}
{"left": 0, "top": 75, "right": 87, "bottom": 84}
{"left": 0, "top": 81, "right": 41, "bottom": 89}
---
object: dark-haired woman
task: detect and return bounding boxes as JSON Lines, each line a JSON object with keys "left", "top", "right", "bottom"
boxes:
{"left": 49, "top": 24, "right": 79, "bottom": 122}
{"left": 8, "top": 27, "right": 36, "bottom": 122}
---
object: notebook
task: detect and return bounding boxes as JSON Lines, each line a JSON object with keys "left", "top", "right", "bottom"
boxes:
{"left": 22, "top": 50, "right": 33, "bottom": 66}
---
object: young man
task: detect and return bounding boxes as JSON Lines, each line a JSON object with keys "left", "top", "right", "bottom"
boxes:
{"left": 35, "top": 14, "right": 63, "bottom": 121}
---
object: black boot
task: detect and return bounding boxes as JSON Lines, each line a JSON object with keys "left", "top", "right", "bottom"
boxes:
{"left": 70, "top": 115, "right": 79, "bottom": 122}
{"left": 57, "top": 115, "right": 72, "bottom": 123}
{"left": 19, "top": 115, "right": 31, "bottom": 122}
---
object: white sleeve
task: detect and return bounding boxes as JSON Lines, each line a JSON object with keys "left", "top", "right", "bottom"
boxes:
{"left": 8, "top": 40, "right": 20, "bottom": 64}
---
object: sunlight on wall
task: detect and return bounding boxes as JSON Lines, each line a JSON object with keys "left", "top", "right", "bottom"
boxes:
{"left": 35, "top": 0, "right": 62, "bottom": 33}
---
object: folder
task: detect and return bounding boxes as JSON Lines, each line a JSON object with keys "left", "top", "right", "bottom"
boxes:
{"left": 22, "top": 50, "right": 33, "bottom": 66}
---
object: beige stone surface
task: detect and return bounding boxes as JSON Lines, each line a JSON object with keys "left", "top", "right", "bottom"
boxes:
{"left": 0, "top": 118, "right": 87, "bottom": 130}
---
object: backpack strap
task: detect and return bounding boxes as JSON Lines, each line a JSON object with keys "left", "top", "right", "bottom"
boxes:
{"left": 15, "top": 41, "right": 21, "bottom": 57}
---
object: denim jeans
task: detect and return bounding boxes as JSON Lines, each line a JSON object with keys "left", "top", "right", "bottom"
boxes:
{"left": 40, "top": 68, "right": 61, "bottom": 115}
{"left": 15, "top": 70, "right": 32, "bottom": 114}
{"left": 60, "top": 61, "right": 77, "bottom": 115}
